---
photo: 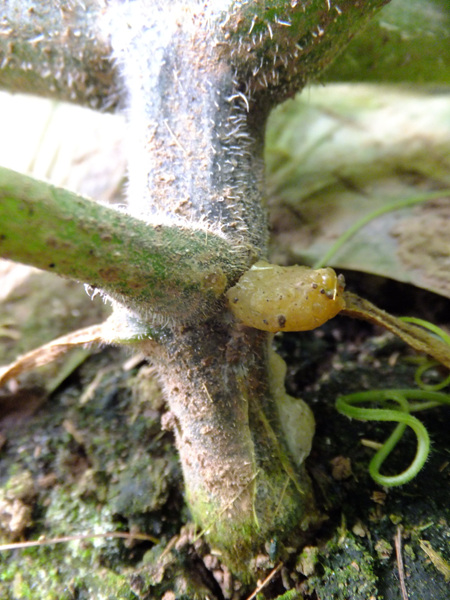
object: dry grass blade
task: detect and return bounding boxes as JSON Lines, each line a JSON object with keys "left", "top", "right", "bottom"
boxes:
{"left": 419, "top": 539, "right": 450, "bottom": 582}
{"left": 0, "top": 323, "right": 105, "bottom": 387}
{"left": 245, "top": 563, "right": 283, "bottom": 600}
{"left": 395, "top": 526, "right": 409, "bottom": 600}
{"left": 0, "top": 530, "right": 159, "bottom": 552}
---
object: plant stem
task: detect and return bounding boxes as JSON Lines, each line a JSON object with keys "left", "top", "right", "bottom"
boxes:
{"left": 140, "top": 324, "right": 316, "bottom": 572}
{"left": 0, "top": 0, "right": 119, "bottom": 109}
{"left": 0, "top": 166, "right": 253, "bottom": 322}
{"left": 342, "top": 292, "right": 450, "bottom": 369}
{"left": 1, "top": 0, "right": 392, "bottom": 574}
{"left": 108, "top": 1, "right": 389, "bottom": 567}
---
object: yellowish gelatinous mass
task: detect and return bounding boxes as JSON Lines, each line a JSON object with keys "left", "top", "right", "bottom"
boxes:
{"left": 226, "top": 260, "right": 345, "bottom": 332}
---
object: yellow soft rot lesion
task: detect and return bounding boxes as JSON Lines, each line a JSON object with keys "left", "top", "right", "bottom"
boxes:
{"left": 226, "top": 260, "right": 345, "bottom": 333}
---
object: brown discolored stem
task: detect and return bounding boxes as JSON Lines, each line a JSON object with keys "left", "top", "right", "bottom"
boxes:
{"left": 343, "top": 292, "right": 450, "bottom": 369}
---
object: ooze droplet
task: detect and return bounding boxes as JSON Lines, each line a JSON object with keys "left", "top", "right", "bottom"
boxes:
{"left": 226, "top": 261, "right": 345, "bottom": 332}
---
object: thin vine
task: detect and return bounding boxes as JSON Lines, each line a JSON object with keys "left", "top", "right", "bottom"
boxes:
{"left": 336, "top": 321, "right": 450, "bottom": 487}
{"left": 400, "top": 317, "right": 450, "bottom": 391}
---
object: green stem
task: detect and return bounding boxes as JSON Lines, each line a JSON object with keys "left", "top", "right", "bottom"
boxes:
{"left": 413, "top": 362, "right": 450, "bottom": 391}
{"left": 0, "top": 166, "right": 253, "bottom": 322}
{"left": 399, "top": 318, "right": 450, "bottom": 390}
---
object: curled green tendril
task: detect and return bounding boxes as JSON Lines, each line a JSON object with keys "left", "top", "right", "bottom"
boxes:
{"left": 400, "top": 317, "right": 450, "bottom": 390}
{"left": 336, "top": 389, "right": 450, "bottom": 487}
{"left": 413, "top": 360, "right": 450, "bottom": 391}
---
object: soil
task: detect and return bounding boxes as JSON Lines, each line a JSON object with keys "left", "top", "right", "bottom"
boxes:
{"left": 0, "top": 270, "right": 449, "bottom": 600}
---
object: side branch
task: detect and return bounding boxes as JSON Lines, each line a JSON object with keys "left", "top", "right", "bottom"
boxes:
{"left": 0, "top": 167, "right": 253, "bottom": 321}
{"left": 220, "top": 0, "right": 391, "bottom": 116}
{"left": 0, "top": 0, "right": 119, "bottom": 109}
{"left": 343, "top": 292, "right": 450, "bottom": 370}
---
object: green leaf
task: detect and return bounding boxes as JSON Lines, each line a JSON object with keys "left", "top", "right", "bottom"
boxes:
{"left": 323, "top": 0, "right": 450, "bottom": 85}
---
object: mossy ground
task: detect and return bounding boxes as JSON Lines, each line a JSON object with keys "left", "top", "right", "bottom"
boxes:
{"left": 1, "top": 272, "right": 449, "bottom": 599}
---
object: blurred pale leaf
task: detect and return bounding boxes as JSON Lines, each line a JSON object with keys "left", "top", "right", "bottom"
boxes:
{"left": 265, "top": 84, "right": 450, "bottom": 298}
{"left": 0, "top": 91, "right": 126, "bottom": 203}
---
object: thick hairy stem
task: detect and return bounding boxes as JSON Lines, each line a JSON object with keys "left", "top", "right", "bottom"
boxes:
{"left": 1, "top": 0, "right": 391, "bottom": 573}
{"left": 219, "top": 0, "right": 390, "bottom": 121}
{"left": 0, "top": 166, "right": 253, "bottom": 322}
{"left": 109, "top": 1, "right": 268, "bottom": 254}
{"left": 110, "top": 0, "right": 389, "bottom": 250}
{"left": 141, "top": 322, "right": 316, "bottom": 572}
{"left": 107, "top": 0, "right": 390, "bottom": 567}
